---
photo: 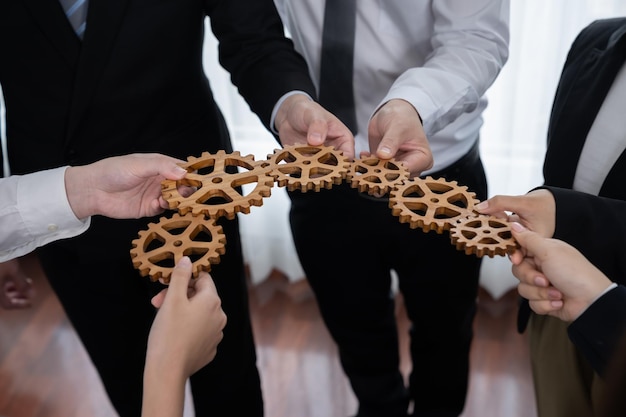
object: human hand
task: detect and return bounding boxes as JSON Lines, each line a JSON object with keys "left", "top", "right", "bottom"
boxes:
{"left": 147, "top": 256, "right": 226, "bottom": 379}
{"left": 509, "top": 222, "right": 613, "bottom": 322}
{"left": 365, "top": 99, "right": 433, "bottom": 176}
{"left": 0, "top": 259, "right": 35, "bottom": 309}
{"left": 474, "top": 188, "right": 557, "bottom": 239}
{"left": 65, "top": 153, "right": 188, "bottom": 219}
{"left": 274, "top": 93, "right": 355, "bottom": 159}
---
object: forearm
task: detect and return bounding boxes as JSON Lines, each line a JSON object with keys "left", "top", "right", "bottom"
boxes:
{"left": 142, "top": 361, "right": 187, "bottom": 417}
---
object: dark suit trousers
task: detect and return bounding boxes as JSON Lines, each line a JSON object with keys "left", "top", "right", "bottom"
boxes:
{"left": 288, "top": 143, "right": 487, "bottom": 417}
{"left": 36, "top": 214, "right": 263, "bottom": 417}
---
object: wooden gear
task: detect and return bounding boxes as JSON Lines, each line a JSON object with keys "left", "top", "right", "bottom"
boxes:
{"left": 161, "top": 150, "right": 274, "bottom": 220}
{"left": 130, "top": 213, "right": 226, "bottom": 283}
{"left": 389, "top": 176, "right": 479, "bottom": 234}
{"left": 347, "top": 156, "right": 410, "bottom": 196}
{"left": 450, "top": 214, "right": 518, "bottom": 258}
{"left": 130, "top": 144, "right": 518, "bottom": 282}
{"left": 264, "top": 144, "right": 351, "bottom": 192}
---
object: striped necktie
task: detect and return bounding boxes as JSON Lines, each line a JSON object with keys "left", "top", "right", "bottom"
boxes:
{"left": 318, "top": 0, "right": 358, "bottom": 135}
{"left": 59, "top": 0, "right": 89, "bottom": 39}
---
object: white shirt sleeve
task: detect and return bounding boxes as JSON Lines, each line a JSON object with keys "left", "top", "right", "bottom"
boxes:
{"left": 0, "top": 166, "right": 91, "bottom": 261}
{"left": 381, "top": 0, "right": 510, "bottom": 137}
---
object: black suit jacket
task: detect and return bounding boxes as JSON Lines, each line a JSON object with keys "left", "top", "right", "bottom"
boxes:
{"left": 543, "top": 18, "right": 626, "bottom": 197}
{"left": 518, "top": 18, "right": 626, "bottom": 332}
{"left": 0, "top": 0, "right": 315, "bottom": 175}
{"left": 0, "top": 2, "right": 316, "bottom": 414}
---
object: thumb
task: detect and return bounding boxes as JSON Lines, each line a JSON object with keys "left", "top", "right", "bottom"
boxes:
{"left": 167, "top": 256, "right": 194, "bottom": 299}
{"left": 510, "top": 222, "right": 544, "bottom": 258}
{"left": 160, "top": 159, "right": 188, "bottom": 180}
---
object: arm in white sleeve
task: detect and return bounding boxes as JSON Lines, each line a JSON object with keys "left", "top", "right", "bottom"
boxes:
{"left": 0, "top": 166, "right": 90, "bottom": 261}
{"left": 380, "top": 0, "right": 510, "bottom": 136}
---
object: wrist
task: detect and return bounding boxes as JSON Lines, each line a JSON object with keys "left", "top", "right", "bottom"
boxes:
{"left": 64, "top": 165, "right": 93, "bottom": 219}
{"left": 271, "top": 91, "right": 313, "bottom": 134}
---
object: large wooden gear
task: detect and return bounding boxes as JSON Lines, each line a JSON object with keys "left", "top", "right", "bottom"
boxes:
{"left": 130, "top": 213, "right": 227, "bottom": 283}
{"left": 130, "top": 144, "right": 519, "bottom": 282}
{"left": 264, "top": 143, "right": 351, "bottom": 192}
{"left": 389, "top": 176, "right": 479, "bottom": 234}
{"left": 161, "top": 150, "right": 274, "bottom": 220}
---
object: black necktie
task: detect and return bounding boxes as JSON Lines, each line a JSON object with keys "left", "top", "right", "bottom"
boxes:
{"left": 318, "top": 0, "right": 358, "bottom": 134}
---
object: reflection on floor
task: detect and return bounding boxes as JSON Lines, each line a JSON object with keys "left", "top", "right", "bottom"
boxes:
{"left": 0, "top": 256, "right": 536, "bottom": 417}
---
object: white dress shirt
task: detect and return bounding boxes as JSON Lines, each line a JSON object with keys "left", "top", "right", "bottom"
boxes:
{"left": 274, "top": 0, "right": 510, "bottom": 173}
{"left": 0, "top": 166, "right": 90, "bottom": 262}
{"left": 573, "top": 63, "right": 626, "bottom": 195}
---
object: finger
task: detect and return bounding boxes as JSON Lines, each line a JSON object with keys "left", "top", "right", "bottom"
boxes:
{"left": 512, "top": 258, "right": 541, "bottom": 284}
{"left": 474, "top": 195, "right": 529, "bottom": 216}
{"left": 517, "top": 282, "right": 560, "bottom": 304}
{"left": 151, "top": 289, "right": 168, "bottom": 308}
{"left": 508, "top": 247, "right": 526, "bottom": 265}
{"left": 305, "top": 119, "right": 327, "bottom": 146}
{"left": 191, "top": 271, "right": 219, "bottom": 298}
{"left": 529, "top": 299, "right": 562, "bottom": 315}
{"left": 167, "top": 257, "right": 194, "bottom": 300}
{"left": 395, "top": 150, "right": 433, "bottom": 177}
{"left": 161, "top": 162, "right": 188, "bottom": 180}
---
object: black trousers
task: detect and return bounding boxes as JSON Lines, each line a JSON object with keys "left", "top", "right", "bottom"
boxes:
{"left": 37, "top": 214, "right": 263, "bottom": 417}
{"left": 288, "top": 142, "right": 487, "bottom": 417}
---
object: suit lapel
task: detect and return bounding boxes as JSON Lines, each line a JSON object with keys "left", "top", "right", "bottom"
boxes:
{"left": 67, "top": 0, "right": 132, "bottom": 141}
{"left": 22, "top": 0, "right": 81, "bottom": 65}
{"left": 544, "top": 24, "right": 626, "bottom": 188}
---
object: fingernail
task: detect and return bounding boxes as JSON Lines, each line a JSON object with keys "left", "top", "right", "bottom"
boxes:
{"left": 309, "top": 133, "right": 322, "bottom": 143}
{"left": 548, "top": 288, "right": 562, "bottom": 299}
{"left": 475, "top": 201, "right": 487, "bottom": 210}
{"left": 379, "top": 147, "right": 392, "bottom": 157}
{"left": 179, "top": 256, "right": 191, "bottom": 266}
{"left": 511, "top": 222, "right": 525, "bottom": 232}
{"left": 174, "top": 166, "right": 187, "bottom": 175}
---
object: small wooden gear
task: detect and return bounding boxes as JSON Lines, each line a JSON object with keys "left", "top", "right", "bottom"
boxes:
{"left": 130, "top": 212, "right": 226, "bottom": 283}
{"left": 389, "top": 176, "right": 479, "bottom": 233}
{"left": 450, "top": 214, "right": 519, "bottom": 258}
{"left": 161, "top": 150, "right": 274, "bottom": 220}
{"left": 347, "top": 156, "right": 410, "bottom": 196}
{"left": 264, "top": 143, "right": 351, "bottom": 192}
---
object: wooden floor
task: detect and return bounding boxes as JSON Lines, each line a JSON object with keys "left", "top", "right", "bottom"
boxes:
{"left": 0, "top": 255, "right": 537, "bottom": 417}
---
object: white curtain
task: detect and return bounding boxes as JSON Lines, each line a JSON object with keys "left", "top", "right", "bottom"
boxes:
{"left": 3, "top": 1, "right": 626, "bottom": 297}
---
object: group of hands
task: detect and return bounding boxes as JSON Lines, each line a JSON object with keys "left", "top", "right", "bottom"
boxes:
{"left": 1, "top": 94, "right": 607, "bottom": 375}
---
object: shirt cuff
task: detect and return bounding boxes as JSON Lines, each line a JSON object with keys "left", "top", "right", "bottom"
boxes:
{"left": 18, "top": 166, "right": 90, "bottom": 240}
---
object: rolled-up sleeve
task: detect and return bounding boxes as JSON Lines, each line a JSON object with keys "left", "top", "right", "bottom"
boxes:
{"left": 0, "top": 166, "right": 90, "bottom": 261}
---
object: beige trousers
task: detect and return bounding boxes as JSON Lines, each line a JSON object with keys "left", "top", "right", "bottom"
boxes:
{"left": 528, "top": 314, "right": 606, "bottom": 417}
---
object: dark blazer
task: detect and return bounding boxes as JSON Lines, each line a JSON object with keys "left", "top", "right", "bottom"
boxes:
{"left": 518, "top": 18, "right": 626, "bottom": 333}
{"left": 543, "top": 17, "right": 626, "bottom": 199}
{"left": 0, "top": 0, "right": 315, "bottom": 174}
{"left": 0, "top": 1, "right": 316, "bottom": 416}
{"left": 568, "top": 285, "right": 626, "bottom": 377}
